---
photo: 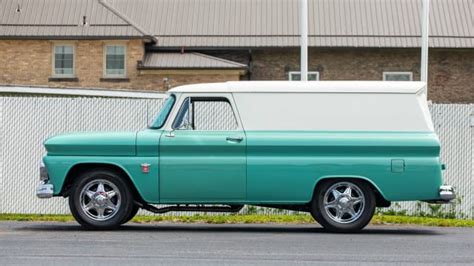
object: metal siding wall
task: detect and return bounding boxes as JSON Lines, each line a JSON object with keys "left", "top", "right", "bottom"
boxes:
{"left": 0, "top": 95, "right": 472, "bottom": 218}
{"left": 0, "top": 97, "right": 3, "bottom": 214}
{"left": 2, "top": 97, "right": 70, "bottom": 214}
{"left": 0, "top": 96, "right": 163, "bottom": 214}
{"left": 432, "top": 104, "right": 473, "bottom": 218}
{"left": 394, "top": 104, "right": 473, "bottom": 218}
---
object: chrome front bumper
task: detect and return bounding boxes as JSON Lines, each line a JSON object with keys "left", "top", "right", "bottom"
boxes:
{"left": 36, "top": 161, "right": 53, "bottom": 198}
{"left": 36, "top": 182, "right": 54, "bottom": 198}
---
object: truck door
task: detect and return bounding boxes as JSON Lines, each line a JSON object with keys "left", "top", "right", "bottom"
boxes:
{"left": 159, "top": 94, "right": 246, "bottom": 203}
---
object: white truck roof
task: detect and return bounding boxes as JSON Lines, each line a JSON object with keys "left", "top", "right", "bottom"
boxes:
{"left": 168, "top": 81, "right": 433, "bottom": 132}
{"left": 169, "top": 81, "right": 426, "bottom": 94}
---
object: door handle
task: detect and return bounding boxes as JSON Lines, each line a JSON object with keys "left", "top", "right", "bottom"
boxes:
{"left": 226, "top": 136, "right": 243, "bottom": 143}
{"left": 164, "top": 131, "right": 175, "bottom": 138}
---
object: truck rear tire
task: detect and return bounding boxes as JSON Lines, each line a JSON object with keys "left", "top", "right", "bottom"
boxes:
{"left": 311, "top": 179, "right": 375, "bottom": 233}
{"left": 68, "top": 169, "right": 134, "bottom": 230}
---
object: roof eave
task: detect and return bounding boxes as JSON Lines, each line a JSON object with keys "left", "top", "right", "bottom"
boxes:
{"left": 0, "top": 36, "right": 147, "bottom": 40}
{"left": 138, "top": 66, "right": 247, "bottom": 70}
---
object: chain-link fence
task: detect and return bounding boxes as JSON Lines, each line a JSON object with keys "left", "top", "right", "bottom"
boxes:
{"left": 0, "top": 93, "right": 472, "bottom": 218}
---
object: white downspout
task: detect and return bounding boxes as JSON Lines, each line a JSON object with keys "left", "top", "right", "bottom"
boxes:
{"left": 300, "top": 0, "right": 308, "bottom": 81}
{"left": 420, "top": 0, "right": 430, "bottom": 96}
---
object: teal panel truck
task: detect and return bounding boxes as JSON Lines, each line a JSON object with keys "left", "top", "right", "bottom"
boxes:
{"left": 37, "top": 81, "right": 455, "bottom": 232}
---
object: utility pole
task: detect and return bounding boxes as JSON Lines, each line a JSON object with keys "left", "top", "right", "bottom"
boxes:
{"left": 300, "top": 0, "right": 308, "bottom": 81}
{"left": 420, "top": 0, "right": 430, "bottom": 92}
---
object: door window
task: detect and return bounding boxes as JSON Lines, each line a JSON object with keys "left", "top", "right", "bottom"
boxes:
{"left": 173, "top": 97, "right": 238, "bottom": 131}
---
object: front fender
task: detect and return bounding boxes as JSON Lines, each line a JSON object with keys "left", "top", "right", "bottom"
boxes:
{"left": 43, "top": 156, "right": 159, "bottom": 203}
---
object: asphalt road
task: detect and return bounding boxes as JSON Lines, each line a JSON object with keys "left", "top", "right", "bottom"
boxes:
{"left": 0, "top": 222, "right": 473, "bottom": 265}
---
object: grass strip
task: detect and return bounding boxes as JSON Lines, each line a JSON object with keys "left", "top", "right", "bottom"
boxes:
{"left": 0, "top": 213, "right": 472, "bottom": 227}
{"left": 371, "top": 214, "right": 474, "bottom": 227}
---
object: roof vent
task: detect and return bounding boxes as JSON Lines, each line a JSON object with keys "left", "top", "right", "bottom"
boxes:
{"left": 15, "top": 4, "right": 21, "bottom": 13}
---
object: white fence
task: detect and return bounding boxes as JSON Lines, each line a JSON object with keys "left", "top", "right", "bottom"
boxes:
{"left": 0, "top": 92, "right": 472, "bottom": 218}
{"left": 398, "top": 104, "right": 473, "bottom": 219}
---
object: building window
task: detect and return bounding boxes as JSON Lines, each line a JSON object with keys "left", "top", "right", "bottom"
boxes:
{"left": 104, "top": 45, "right": 126, "bottom": 77}
{"left": 53, "top": 45, "right": 74, "bottom": 76}
{"left": 383, "top": 72, "right": 413, "bottom": 81}
{"left": 289, "top": 71, "right": 319, "bottom": 81}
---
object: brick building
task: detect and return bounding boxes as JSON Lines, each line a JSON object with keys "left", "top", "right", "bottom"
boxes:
{"left": 0, "top": 0, "right": 472, "bottom": 103}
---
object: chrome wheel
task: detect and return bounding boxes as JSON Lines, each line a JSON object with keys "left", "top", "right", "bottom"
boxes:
{"left": 323, "top": 182, "right": 365, "bottom": 224}
{"left": 79, "top": 179, "right": 121, "bottom": 221}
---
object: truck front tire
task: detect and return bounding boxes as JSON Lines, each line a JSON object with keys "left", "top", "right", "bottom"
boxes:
{"left": 68, "top": 169, "right": 135, "bottom": 229}
{"left": 121, "top": 204, "right": 139, "bottom": 225}
{"left": 311, "top": 179, "right": 376, "bottom": 233}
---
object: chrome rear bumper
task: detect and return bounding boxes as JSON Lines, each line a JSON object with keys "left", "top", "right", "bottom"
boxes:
{"left": 439, "top": 185, "right": 455, "bottom": 201}
{"left": 423, "top": 185, "right": 456, "bottom": 204}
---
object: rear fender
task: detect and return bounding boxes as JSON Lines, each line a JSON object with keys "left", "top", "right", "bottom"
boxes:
{"left": 313, "top": 175, "right": 388, "bottom": 203}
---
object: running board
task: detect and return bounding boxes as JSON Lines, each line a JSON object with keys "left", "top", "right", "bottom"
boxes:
{"left": 422, "top": 199, "right": 453, "bottom": 204}
{"left": 136, "top": 202, "right": 244, "bottom": 214}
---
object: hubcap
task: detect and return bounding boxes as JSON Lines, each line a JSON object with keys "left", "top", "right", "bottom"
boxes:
{"left": 323, "top": 182, "right": 365, "bottom": 224}
{"left": 79, "top": 179, "right": 121, "bottom": 221}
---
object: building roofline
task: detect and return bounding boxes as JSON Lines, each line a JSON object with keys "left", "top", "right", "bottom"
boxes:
{"left": 138, "top": 66, "right": 247, "bottom": 70}
{"left": 148, "top": 46, "right": 474, "bottom": 52}
{"left": 0, "top": 36, "right": 148, "bottom": 40}
{"left": 192, "top": 52, "right": 247, "bottom": 68}
{"left": 98, "top": 0, "right": 157, "bottom": 43}
{"left": 139, "top": 52, "right": 248, "bottom": 70}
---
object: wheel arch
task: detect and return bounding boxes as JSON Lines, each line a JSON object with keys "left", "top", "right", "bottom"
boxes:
{"left": 61, "top": 162, "right": 145, "bottom": 203}
{"left": 313, "top": 175, "right": 391, "bottom": 208}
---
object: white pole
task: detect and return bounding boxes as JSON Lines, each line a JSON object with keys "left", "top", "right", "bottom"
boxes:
{"left": 420, "top": 0, "right": 430, "bottom": 85}
{"left": 300, "top": 0, "right": 308, "bottom": 81}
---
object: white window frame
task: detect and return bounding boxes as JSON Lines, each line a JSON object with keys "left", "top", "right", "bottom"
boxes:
{"left": 383, "top": 71, "right": 413, "bottom": 81}
{"left": 163, "top": 93, "right": 243, "bottom": 131}
{"left": 288, "top": 71, "right": 319, "bottom": 81}
{"left": 103, "top": 44, "right": 127, "bottom": 78}
{"left": 52, "top": 43, "right": 76, "bottom": 78}
{"left": 172, "top": 95, "right": 240, "bottom": 131}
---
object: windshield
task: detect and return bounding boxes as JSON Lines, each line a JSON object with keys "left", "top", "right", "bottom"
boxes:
{"left": 150, "top": 94, "right": 176, "bottom": 129}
